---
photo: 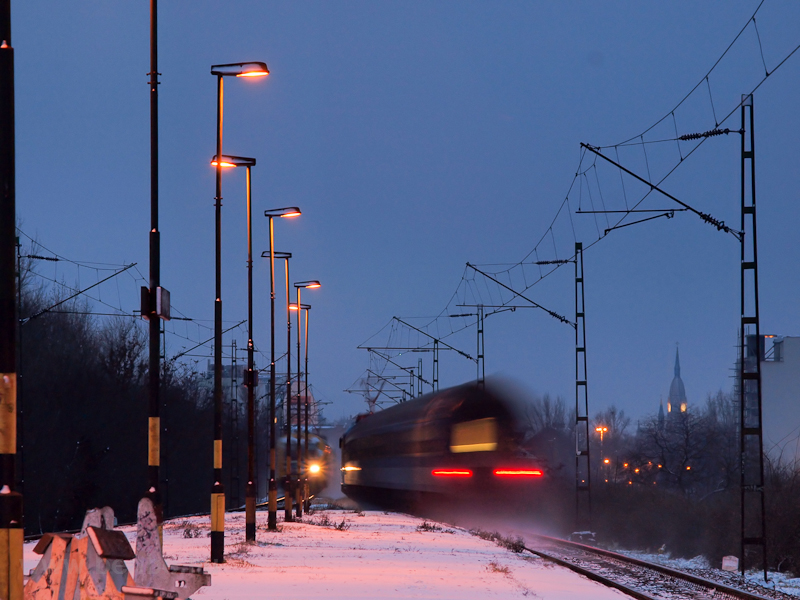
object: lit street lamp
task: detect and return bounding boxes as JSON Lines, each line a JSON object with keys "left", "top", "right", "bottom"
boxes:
{"left": 290, "top": 302, "right": 312, "bottom": 512}
{"left": 595, "top": 426, "right": 608, "bottom": 482}
{"left": 263, "top": 210, "right": 300, "bottom": 530}
{"left": 293, "top": 281, "right": 320, "bottom": 517}
{"left": 211, "top": 154, "right": 257, "bottom": 541}
{"left": 209, "top": 60, "right": 268, "bottom": 563}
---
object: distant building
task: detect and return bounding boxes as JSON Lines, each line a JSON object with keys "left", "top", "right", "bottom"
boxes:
{"left": 754, "top": 335, "right": 800, "bottom": 462}
{"left": 667, "top": 347, "right": 688, "bottom": 416}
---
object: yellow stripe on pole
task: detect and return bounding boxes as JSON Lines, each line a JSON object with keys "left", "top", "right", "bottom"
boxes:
{"left": 148, "top": 417, "right": 160, "bottom": 466}
{"left": 214, "top": 440, "right": 222, "bottom": 470}
{"left": 210, "top": 493, "right": 225, "bottom": 532}
{"left": 0, "top": 375, "right": 16, "bottom": 455}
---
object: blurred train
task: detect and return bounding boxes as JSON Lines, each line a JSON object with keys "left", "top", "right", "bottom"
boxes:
{"left": 340, "top": 381, "right": 545, "bottom": 508}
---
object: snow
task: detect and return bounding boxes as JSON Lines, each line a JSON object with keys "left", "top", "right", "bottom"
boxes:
{"left": 619, "top": 549, "right": 800, "bottom": 598}
{"left": 24, "top": 506, "right": 631, "bottom": 599}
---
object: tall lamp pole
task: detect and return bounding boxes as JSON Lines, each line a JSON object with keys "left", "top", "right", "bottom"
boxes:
{"left": 263, "top": 211, "right": 300, "bottom": 530}
{"left": 0, "top": 3, "right": 22, "bottom": 598}
{"left": 146, "top": 0, "right": 163, "bottom": 532}
{"left": 211, "top": 154, "right": 257, "bottom": 540}
{"left": 290, "top": 302, "right": 311, "bottom": 511}
{"left": 595, "top": 425, "right": 607, "bottom": 481}
{"left": 209, "top": 61, "right": 268, "bottom": 563}
{"left": 293, "top": 281, "right": 320, "bottom": 517}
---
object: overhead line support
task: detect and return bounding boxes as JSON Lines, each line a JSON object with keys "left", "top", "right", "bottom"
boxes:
{"left": 738, "top": 94, "right": 767, "bottom": 580}
{"left": 580, "top": 143, "right": 742, "bottom": 240}
{"left": 574, "top": 242, "right": 592, "bottom": 534}
{"left": 466, "top": 263, "right": 574, "bottom": 328}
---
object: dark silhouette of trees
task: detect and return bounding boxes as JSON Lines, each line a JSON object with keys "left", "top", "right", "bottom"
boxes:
{"left": 19, "top": 257, "right": 214, "bottom": 534}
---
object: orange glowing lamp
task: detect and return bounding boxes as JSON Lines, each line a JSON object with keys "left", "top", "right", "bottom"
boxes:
{"left": 265, "top": 207, "right": 302, "bottom": 219}
{"left": 211, "top": 62, "right": 269, "bottom": 78}
{"left": 210, "top": 155, "right": 256, "bottom": 169}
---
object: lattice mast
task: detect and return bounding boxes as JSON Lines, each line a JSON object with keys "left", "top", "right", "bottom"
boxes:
{"left": 739, "top": 94, "right": 767, "bottom": 579}
{"left": 574, "top": 242, "right": 592, "bottom": 533}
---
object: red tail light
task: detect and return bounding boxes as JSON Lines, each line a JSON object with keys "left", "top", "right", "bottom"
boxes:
{"left": 432, "top": 469, "right": 473, "bottom": 477}
{"left": 493, "top": 469, "right": 543, "bottom": 477}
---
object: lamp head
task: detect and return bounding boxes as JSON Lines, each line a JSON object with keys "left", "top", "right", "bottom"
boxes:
{"left": 295, "top": 280, "right": 321, "bottom": 289}
{"left": 260, "top": 251, "right": 292, "bottom": 260}
{"left": 211, "top": 155, "right": 256, "bottom": 168}
{"left": 289, "top": 303, "right": 311, "bottom": 311}
{"left": 265, "top": 207, "right": 302, "bottom": 219}
{"left": 210, "top": 62, "right": 269, "bottom": 77}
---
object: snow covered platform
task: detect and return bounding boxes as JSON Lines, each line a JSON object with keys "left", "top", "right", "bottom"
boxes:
{"left": 25, "top": 506, "right": 629, "bottom": 599}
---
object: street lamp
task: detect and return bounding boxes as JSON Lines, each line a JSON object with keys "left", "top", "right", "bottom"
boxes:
{"left": 209, "top": 60, "right": 268, "bottom": 564}
{"left": 293, "top": 281, "right": 320, "bottom": 517}
{"left": 290, "top": 302, "right": 312, "bottom": 512}
{"left": 211, "top": 154, "right": 257, "bottom": 542}
{"left": 595, "top": 426, "right": 608, "bottom": 482}
{"left": 261, "top": 248, "right": 292, "bottom": 525}
{"left": 263, "top": 210, "right": 300, "bottom": 530}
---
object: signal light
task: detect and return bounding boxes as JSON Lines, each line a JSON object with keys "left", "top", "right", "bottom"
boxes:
{"left": 493, "top": 469, "right": 543, "bottom": 477}
{"left": 432, "top": 469, "right": 472, "bottom": 477}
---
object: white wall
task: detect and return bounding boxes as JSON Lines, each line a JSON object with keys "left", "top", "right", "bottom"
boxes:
{"left": 761, "top": 337, "right": 800, "bottom": 464}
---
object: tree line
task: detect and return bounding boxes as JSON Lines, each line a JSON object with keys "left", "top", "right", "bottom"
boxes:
{"left": 17, "top": 251, "right": 279, "bottom": 534}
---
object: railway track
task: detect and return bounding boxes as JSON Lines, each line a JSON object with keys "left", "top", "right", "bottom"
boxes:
{"left": 520, "top": 534, "right": 794, "bottom": 600}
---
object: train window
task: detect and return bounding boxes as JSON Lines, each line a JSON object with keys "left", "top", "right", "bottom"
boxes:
{"left": 449, "top": 418, "right": 497, "bottom": 453}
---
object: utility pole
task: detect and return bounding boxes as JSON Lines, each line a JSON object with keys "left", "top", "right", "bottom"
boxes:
{"left": 229, "top": 341, "right": 240, "bottom": 508}
{"left": 738, "top": 94, "right": 767, "bottom": 580}
{"left": 146, "top": 0, "right": 163, "bottom": 538}
{"left": 0, "top": 1, "right": 23, "bottom": 596}
{"left": 574, "top": 243, "right": 591, "bottom": 534}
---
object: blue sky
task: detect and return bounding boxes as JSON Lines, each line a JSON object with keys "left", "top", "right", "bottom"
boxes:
{"left": 13, "top": 2, "right": 800, "bottom": 423}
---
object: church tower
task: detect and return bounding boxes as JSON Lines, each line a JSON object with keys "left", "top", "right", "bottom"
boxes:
{"left": 667, "top": 347, "right": 687, "bottom": 415}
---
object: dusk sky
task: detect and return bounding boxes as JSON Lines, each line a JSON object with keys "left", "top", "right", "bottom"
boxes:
{"left": 13, "top": 2, "right": 800, "bottom": 424}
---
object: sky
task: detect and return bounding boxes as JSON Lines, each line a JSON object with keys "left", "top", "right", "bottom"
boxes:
{"left": 12, "top": 2, "right": 800, "bottom": 424}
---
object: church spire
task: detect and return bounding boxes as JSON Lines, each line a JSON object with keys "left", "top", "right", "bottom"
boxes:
{"left": 668, "top": 344, "right": 687, "bottom": 415}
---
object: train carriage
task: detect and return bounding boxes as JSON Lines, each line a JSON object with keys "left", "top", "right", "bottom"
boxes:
{"left": 340, "top": 381, "right": 544, "bottom": 507}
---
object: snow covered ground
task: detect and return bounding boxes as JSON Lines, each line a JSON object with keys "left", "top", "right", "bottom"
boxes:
{"left": 24, "top": 504, "right": 631, "bottom": 599}
{"left": 619, "top": 550, "right": 800, "bottom": 598}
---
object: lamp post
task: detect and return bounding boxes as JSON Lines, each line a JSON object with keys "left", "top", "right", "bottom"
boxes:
{"left": 0, "top": 5, "right": 23, "bottom": 598}
{"left": 261, "top": 248, "right": 292, "bottom": 529}
{"left": 595, "top": 426, "right": 608, "bottom": 481}
{"left": 263, "top": 210, "right": 300, "bottom": 529}
{"left": 290, "top": 302, "right": 311, "bottom": 512}
{"left": 293, "top": 281, "right": 320, "bottom": 517}
{"left": 209, "top": 60, "right": 268, "bottom": 563}
{"left": 211, "top": 154, "right": 257, "bottom": 541}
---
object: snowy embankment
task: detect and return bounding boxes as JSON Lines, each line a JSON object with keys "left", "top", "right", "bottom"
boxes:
{"left": 619, "top": 550, "right": 800, "bottom": 599}
{"left": 24, "top": 503, "right": 630, "bottom": 599}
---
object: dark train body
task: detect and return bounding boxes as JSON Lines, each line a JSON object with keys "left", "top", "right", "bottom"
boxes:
{"left": 276, "top": 431, "right": 333, "bottom": 496}
{"left": 340, "top": 381, "right": 544, "bottom": 508}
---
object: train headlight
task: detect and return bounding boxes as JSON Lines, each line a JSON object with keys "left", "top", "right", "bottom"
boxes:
{"left": 309, "top": 463, "right": 321, "bottom": 475}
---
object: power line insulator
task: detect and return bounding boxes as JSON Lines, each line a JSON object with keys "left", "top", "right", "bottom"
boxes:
{"left": 678, "top": 127, "right": 738, "bottom": 141}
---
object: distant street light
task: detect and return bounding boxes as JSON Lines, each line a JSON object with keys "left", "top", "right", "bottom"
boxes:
{"left": 290, "top": 302, "right": 312, "bottom": 512}
{"left": 595, "top": 426, "right": 608, "bottom": 483}
{"left": 211, "top": 154, "right": 257, "bottom": 541}
{"left": 293, "top": 281, "right": 320, "bottom": 517}
{"left": 209, "top": 60, "right": 268, "bottom": 563}
{"left": 261, "top": 248, "right": 292, "bottom": 525}
{"left": 263, "top": 210, "right": 300, "bottom": 530}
